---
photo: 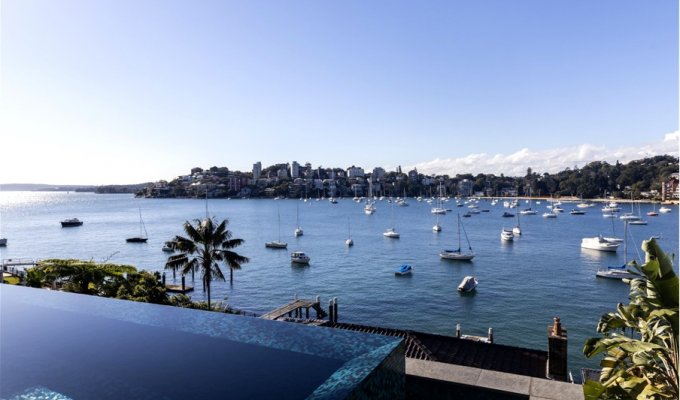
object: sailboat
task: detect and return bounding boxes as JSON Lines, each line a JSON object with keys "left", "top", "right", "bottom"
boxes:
{"left": 596, "top": 221, "right": 637, "bottom": 280}
{"left": 383, "top": 201, "right": 400, "bottom": 238}
{"left": 512, "top": 211, "right": 521, "bottom": 235}
{"left": 603, "top": 217, "right": 623, "bottom": 244}
{"left": 266, "top": 210, "right": 288, "bottom": 249}
{"left": 628, "top": 201, "right": 647, "bottom": 225}
{"left": 364, "top": 178, "right": 376, "bottom": 215}
{"left": 431, "top": 182, "right": 447, "bottom": 214}
{"left": 433, "top": 212, "right": 442, "bottom": 232}
{"left": 647, "top": 203, "right": 658, "bottom": 217}
{"left": 345, "top": 217, "right": 354, "bottom": 246}
{"left": 440, "top": 214, "right": 475, "bottom": 260}
{"left": 126, "top": 208, "right": 148, "bottom": 243}
{"left": 294, "top": 202, "right": 304, "bottom": 236}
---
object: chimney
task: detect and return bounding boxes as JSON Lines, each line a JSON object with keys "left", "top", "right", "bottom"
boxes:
{"left": 547, "top": 317, "right": 568, "bottom": 381}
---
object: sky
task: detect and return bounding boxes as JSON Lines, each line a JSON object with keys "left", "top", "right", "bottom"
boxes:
{"left": 1, "top": 0, "right": 678, "bottom": 185}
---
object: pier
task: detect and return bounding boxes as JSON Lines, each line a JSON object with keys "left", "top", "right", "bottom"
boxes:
{"left": 1, "top": 259, "right": 36, "bottom": 281}
{"left": 261, "top": 296, "right": 329, "bottom": 321}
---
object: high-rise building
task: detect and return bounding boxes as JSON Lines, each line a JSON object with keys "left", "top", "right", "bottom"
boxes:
{"left": 252, "top": 162, "right": 262, "bottom": 180}
{"left": 291, "top": 161, "right": 300, "bottom": 178}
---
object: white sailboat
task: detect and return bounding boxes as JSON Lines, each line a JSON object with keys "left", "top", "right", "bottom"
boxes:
{"left": 383, "top": 202, "right": 400, "bottom": 238}
{"left": 440, "top": 214, "right": 475, "bottom": 260}
{"left": 431, "top": 182, "right": 447, "bottom": 214}
{"left": 433, "top": 213, "right": 442, "bottom": 232}
{"left": 266, "top": 210, "right": 288, "bottom": 249}
{"left": 597, "top": 221, "right": 637, "bottom": 279}
{"left": 294, "top": 202, "right": 303, "bottom": 236}
{"left": 512, "top": 212, "right": 521, "bottom": 235}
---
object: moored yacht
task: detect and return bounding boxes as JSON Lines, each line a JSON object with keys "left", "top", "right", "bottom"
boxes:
{"left": 290, "top": 251, "right": 310, "bottom": 264}
{"left": 383, "top": 227, "right": 400, "bottom": 238}
{"left": 61, "top": 218, "right": 84, "bottom": 227}
{"left": 581, "top": 236, "right": 619, "bottom": 252}
{"left": 500, "top": 229, "right": 514, "bottom": 241}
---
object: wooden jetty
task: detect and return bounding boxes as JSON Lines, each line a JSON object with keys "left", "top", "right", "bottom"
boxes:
{"left": 165, "top": 284, "right": 194, "bottom": 293}
{"left": 261, "top": 297, "right": 328, "bottom": 321}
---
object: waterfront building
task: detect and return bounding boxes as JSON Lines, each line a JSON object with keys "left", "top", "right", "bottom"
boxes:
{"left": 252, "top": 161, "right": 262, "bottom": 180}
{"left": 346, "top": 165, "right": 364, "bottom": 178}
{"left": 662, "top": 172, "right": 679, "bottom": 201}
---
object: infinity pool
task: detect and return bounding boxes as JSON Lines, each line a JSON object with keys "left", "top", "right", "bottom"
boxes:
{"left": 0, "top": 285, "right": 404, "bottom": 399}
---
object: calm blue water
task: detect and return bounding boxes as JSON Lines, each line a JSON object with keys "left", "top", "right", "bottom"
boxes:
{"left": 1, "top": 192, "right": 677, "bottom": 372}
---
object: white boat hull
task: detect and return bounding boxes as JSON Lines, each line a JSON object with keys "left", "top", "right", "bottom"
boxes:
{"left": 439, "top": 250, "right": 474, "bottom": 261}
{"left": 581, "top": 237, "right": 619, "bottom": 252}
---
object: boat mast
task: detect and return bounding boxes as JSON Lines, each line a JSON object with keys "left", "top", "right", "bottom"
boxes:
{"left": 457, "top": 213, "right": 462, "bottom": 251}
{"left": 623, "top": 220, "right": 628, "bottom": 266}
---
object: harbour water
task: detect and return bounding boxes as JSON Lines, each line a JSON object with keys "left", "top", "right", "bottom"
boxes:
{"left": 1, "top": 191, "right": 677, "bottom": 372}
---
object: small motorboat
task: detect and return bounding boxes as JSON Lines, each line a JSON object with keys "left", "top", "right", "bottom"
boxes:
{"left": 501, "top": 212, "right": 514, "bottom": 218}
{"left": 629, "top": 219, "right": 648, "bottom": 225}
{"left": 659, "top": 206, "right": 672, "bottom": 213}
{"left": 395, "top": 264, "right": 412, "bottom": 276}
{"left": 290, "top": 251, "right": 310, "bottom": 265}
{"left": 570, "top": 209, "right": 585, "bottom": 215}
{"left": 161, "top": 241, "right": 175, "bottom": 252}
{"left": 596, "top": 265, "right": 637, "bottom": 280}
{"left": 457, "top": 276, "right": 478, "bottom": 292}
{"left": 542, "top": 212, "right": 557, "bottom": 218}
{"left": 61, "top": 218, "right": 83, "bottom": 227}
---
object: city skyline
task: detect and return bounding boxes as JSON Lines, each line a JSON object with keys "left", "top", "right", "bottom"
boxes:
{"left": 2, "top": 0, "right": 678, "bottom": 185}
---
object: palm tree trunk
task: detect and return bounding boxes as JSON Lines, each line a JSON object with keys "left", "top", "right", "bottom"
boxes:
{"left": 230, "top": 267, "right": 233, "bottom": 286}
{"left": 206, "top": 280, "right": 211, "bottom": 311}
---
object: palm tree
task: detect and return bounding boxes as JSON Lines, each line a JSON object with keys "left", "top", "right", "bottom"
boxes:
{"left": 165, "top": 217, "right": 249, "bottom": 310}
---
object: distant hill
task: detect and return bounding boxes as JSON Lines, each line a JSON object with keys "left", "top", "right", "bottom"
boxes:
{"left": 0, "top": 183, "right": 150, "bottom": 193}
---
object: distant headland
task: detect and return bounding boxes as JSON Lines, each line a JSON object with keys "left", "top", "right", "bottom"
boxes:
{"left": 135, "top": 155, "right": 678, "bottom": 202}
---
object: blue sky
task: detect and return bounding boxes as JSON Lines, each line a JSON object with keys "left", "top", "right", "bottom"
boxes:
{"left": 2, "top": 0, "right": 678, "bottom": 184}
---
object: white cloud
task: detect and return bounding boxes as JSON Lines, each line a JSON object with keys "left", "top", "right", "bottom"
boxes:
{"left": 664, "top": 130, "right": 680, "bottom": 142}
{"left": 410, "top": 135, "right": 679, "bottom": 177}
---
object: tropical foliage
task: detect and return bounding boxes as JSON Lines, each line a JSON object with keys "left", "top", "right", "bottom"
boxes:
{"left": 583, "top": 238, "right": 678, "bottom": 399}
{"left": 115, "top": 270, "right": 168, "bottom": 304}
{"left": 27, "top": 259, "right": 137, "bottom": 295}
{"left": 165, "top": 217, "right": 249, "bottom": 310}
